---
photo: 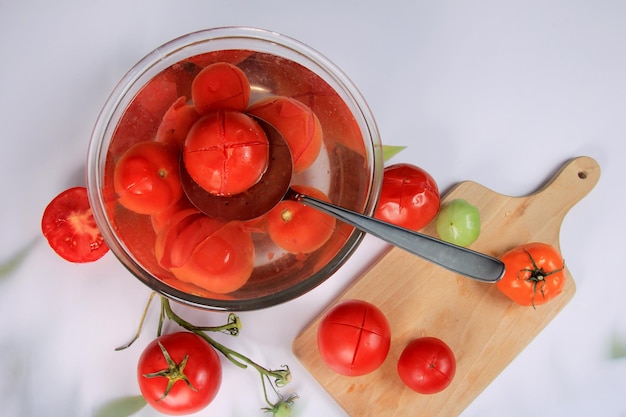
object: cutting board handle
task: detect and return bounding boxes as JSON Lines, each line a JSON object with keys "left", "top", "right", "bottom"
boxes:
{"left": 532, "top": 155, "right": 600, "bottom": 221}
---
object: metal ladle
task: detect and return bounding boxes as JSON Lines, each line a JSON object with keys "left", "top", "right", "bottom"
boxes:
{"left": 180, "top": 118, "right": 505, "bottom": 283}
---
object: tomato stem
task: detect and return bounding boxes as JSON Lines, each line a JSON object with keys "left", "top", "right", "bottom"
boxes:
{"left": 518, "top": 248, "right": 565, "bottom": 309}
{"left": 115, "top": 292, "right": 157, "bottom": 351}
{"left": 159, "top": 297, "right": 293, "bottom": 394}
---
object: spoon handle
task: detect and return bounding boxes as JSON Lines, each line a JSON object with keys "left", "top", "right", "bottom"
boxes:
{"left": 295, "top": 193, "right": 505, "bottom": 283}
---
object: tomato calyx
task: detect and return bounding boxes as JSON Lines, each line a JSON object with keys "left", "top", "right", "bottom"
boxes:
{"left": 143, "top": 341, "right": 198, "bottom": 399}
{"left": 518, "top": 248, "right": 565, "bottom": 308}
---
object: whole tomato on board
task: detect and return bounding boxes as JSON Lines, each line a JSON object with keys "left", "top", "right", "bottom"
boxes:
{"left": 41, "top": 187, "right": 109, "bottom": 263}
{"left": 397, "top": 337, "right": 456, "bottom": 394}
{"left": 496, "top": 242, "right": 566, "bottom": 307}
{"left": 137, "top": 332, "right": 222, "bottom": 415}
{"left": 374, "top": 163, "right": 440, "bottom": 231}
{"left": 317, "top": 299, "right": 391, "bottom": 376}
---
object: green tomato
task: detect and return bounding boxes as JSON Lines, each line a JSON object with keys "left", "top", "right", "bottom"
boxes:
{"left": 435, "top": 199, "right": 480, "bottom": 247}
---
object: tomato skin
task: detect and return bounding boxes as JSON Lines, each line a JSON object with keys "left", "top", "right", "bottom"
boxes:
{"left": 156, "top": 212, "right": 255, "bottom": 294}
{"left": 156, "top": 96, "right": 201, "bottom": 147}
{"left": 113, "top": 141, "right": 183, "bottom": 215}
{"left": 247, "top": 96, "right": 323, "bottom": 172}
{"left": 397, "top": 337, "right": 456, "bottom": 394}
{"left": 137, "top": 332, "right": 222, "bottom": 415}
{"left": 374, "top": 163, "right": 440, "bottom": 231}
{"left": 41, "top": 187, "right": 109, "bottom": 263}
{"left": 266, "top": 185, "right": 336, "bottom": 254}
{"left": 183, "top": 110, "right": 269, "bottom": 196}
{"left": 435, "top": 198, "right": 481, "bottom": 247}
{"left": 496, "top": 242, "right": 565, "bottom": 307}
{"left": 191, "top": 62, "right": 251, "bottom": 114}
{"left": 317, "top": 299, "right": 391, "bottom": 376}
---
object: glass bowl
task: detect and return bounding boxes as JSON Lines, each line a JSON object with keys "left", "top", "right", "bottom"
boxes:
{"left": 87, "top": 27, "right": 382, "bottom": 310}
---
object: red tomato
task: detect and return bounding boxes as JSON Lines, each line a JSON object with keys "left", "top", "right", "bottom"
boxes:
{"left": 155, "top": 210, "right": 255, "bottom": 294}
{"left": 247, "top": 96, "right": 323, "bottom": 172}
{"left": 183, "top": 110, "right": 269, "bottom": 196}
{"left": 397, "top": 337, "right": 456, "bottom": 394}
{"left": 41, "top": 187, "right": 109, "bottom": 263}
{"left": 113, "top": 141, "right": 183, "bottom": 215}
{"left": 496, "top": 242, "right": 566, "bottom": 307}
{"left": 150, "top": 196, "right": 195, "bottom": 233}
{"left": 317, "top": 299, "right": 391, "bottom": 376}
{"left": 266, "top": 185, "right": 336, "bottom": 254}
{"left": 137, "top": 332, "right": 222, "bottom": 415}
{"left": 191, "top": 62, "right": 251, "bottom": 114}
{"left": 156, "top": 96, "right": 200, "bottom": 147}
{"left": 374, "top": 163, "right": 440, "bottom": 231}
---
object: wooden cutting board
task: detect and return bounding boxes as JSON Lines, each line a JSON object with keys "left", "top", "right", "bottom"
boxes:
{"left": 292, "top": 156, "right": 600, "bottom": 417}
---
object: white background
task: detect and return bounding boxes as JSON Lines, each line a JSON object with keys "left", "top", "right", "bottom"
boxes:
{"left": 1, "top": 1, "right": 625, "bottom": 416}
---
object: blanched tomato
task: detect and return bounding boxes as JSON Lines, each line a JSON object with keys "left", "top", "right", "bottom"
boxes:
{"left": 113, "top": 141, "right": 182, "bottom": 215}
{"left": 496, "top": 242, "right": 566, "bottom": 307}
{"left": 156, "top": 96, "right": 200, "bottom": 147}
{"left": 137, "top": 332, "right": 222, "bottom": 415}
{"left": 374, "top": 163, "right": 440, "bottom": 231}
{"left": 183, "top": 110, "right": 269, "bottom": 196}
{"left": 317, "top": 299, "right": 391, "bottom": 376}
{"left": 155, "top": 210, "right": 255, "bottom": 294}
{"left": 266, "top": 185, "right": 336, "bottom": 254}
{"left": 247, "top": 96, "right": 323, "bottom": 172}
{"left": 191, "top": 62, "right": 251, "bottom": 114}
{"left": 397, "top": 337, "right": 456, "bottom": 394}
{"left": 41, "top": 187, "right": 109, "bottom": 263}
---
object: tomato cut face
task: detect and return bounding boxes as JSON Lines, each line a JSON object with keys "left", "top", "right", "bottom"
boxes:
{"left": 317, "top": 299, "right": 391, "bottom": 376}
{"left": 137, "top": 332, "right": 222, "bottom": 415}
{"left": 41, "top": 187, "right": 109, "bottom": 263}
{"left": 397, "top": 337, "right": 456, "bottom": 394}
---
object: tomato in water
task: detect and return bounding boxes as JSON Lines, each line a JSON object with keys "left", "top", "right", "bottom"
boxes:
{"left": 191, "top": 62, "right": 251, "bottom": 114}
{"left": 317, "top": 299, "right": 391, "bottom": 376}
{"left": 156, "top": 96, "right": 201, "bottom": 147}
{"left": 247, "top": 96, "right": 323, "bottom": 172}
{"left": 397, "top": 337, "right": 456, "bottom": 394}
{"left": 155, "top": 209, "right": 255, "bottom": 294}
{"left": 113, "top": 141, "right": 182, "bottom": 215}
{"left": 137, "top": 332, "right": 222, "bottom": 415}
{"left": 496, "top": 242, "right": 566, "bottom": 307}
{"left": 374, "top": 163, "right": 440, "bottom": 232}
{"left": 183, "top": 110, "right": 269, "bottom": 196}
{"left": 266, "top": 185, "right": 336, "bottom": 254}
{"left": 41, "top": 187, "right": 109, "bottom": 263}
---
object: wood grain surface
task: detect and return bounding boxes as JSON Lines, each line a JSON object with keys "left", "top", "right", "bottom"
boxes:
{"left": 292, "top": 156, "right": 600, "bottom": 417}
